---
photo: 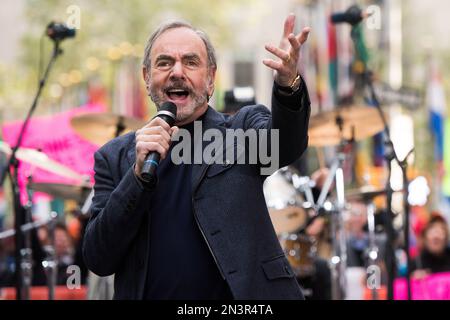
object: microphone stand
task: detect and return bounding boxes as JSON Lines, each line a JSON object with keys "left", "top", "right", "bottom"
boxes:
{"left": 0, "top": 39, "right": 63, "bottom": 300}
{"left": 21, "top": 175, "right": 35, "bottom": 300}
{"left": 350, "top": 25, "right": 414, "bottom": 300}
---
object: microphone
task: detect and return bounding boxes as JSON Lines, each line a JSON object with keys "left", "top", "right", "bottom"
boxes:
{"left": 46, "top": 22, "right": 76, "bottom": 41}
{"left": 140, "top": 101, "right": 177, "bottom": 184}
{"left": 330, "top": 5, "right": 366, "bottom": 26}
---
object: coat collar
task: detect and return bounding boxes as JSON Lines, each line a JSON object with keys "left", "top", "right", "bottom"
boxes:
{"left": 126, "top": 106, "right": 227, "bottom": 191}
{"left": 191, "top": 106, "right": 227, "bottom": 192}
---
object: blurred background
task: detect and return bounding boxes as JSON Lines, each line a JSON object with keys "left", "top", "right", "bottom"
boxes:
{"left": 0, "top": 0, "right": 449, "bottom": 300}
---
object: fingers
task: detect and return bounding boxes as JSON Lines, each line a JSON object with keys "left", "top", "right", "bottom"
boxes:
{"left": 297, "top": 27, "right": 310, "bottom": 45}
{"left": 143, "top": 116, "right": 172, "bottom": 131}
{"left": 171, "top": 126, "right": 179, "bottom": 136}
{"left": 137, "top": 134, "right": 170, "bottom": 150}
{"left": 265, "top": 44, "right": 290, "bottom": 62}
{"left": 137, "top": 125, "right": 172, "bottom": 142}
{"left": 286, "top": 28, "right": 311, "bottom": 60}
{"left": 264, "top": 14, "right": 310, "bottom": 86}
{"left": 262, "top": 59, "right": 283, "bottom": 72}
{"left": 283, "top": 13, "right": 296, "bottom": 38}
{"left": 272, "top": 26, "right": 311, "bottom": 65}
{"left": 136, "top": 141, "right": 169, "bottom": 162}
{"left": 287, "top": 33, "right": 301, "bottom": 51}
{"left": 136, "top": 134, "right": 170, "bottom": 160}
{"left": 135, "top": 118, "right": 176, "bottom": 176}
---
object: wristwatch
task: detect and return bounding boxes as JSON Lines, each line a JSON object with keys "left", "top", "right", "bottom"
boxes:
{"left": 275, "top": 74, "right": 302, "bottom": 95}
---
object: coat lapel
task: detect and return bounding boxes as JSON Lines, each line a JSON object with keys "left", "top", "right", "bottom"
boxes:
{"left": 123, "top": 106, "right": 227, "bottom": 192}
{"left": 191, "top": 106, "right": 227, "bottom": 193}
{"left": 127, "top": 139, "right": 136, "bottom": 167}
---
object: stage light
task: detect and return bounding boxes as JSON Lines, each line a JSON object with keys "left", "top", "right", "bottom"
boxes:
{"left": 408, "top": 176, "right": 430, "bottom": 206}
{"left": 119, "top": 42, "right": 133, "bottom": 56}
{"left": 49, "top": 83, "right": 63, "bottom": 98}
{"left": 331, "top": 256, "right": 341, "bottom": 264}
{"left": 69, "top": 70, "right": 82, "bottom": 84}
{"left": 133, "top": 43, "right": 144, "bottom": 57}
{"left": 324, "top": 201, "right": 333, "bottom": 211}
{"left": 107, "top": 47, "right": 121, "bottom": 61}
{"left": 58, "top": 73, "right": 71, "bottom": 87}
{"left": 86, "top": 57, "right": 100, "bottom": 71}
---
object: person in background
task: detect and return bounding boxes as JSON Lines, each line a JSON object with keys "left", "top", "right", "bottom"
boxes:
{"left": 223, "top": 87, "right": 256, "bottom": 115}
{"left": 38, "top": 223, "right": 77, "bottom": 286}
{"left": 411, "top": 213, "right": 450, "bottom": 278}
{"left": 0, "top": 237, "right": 14, "bottom": 287}
{"left": 53, "top": 223, "right": 76, "bottom": 285}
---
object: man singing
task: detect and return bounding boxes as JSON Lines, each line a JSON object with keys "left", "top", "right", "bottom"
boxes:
{"left": 83, "top": 14, "right": 311, "bottom": 299}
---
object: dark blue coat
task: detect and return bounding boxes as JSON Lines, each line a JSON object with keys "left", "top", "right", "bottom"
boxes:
{"left": 83, "top": 84, "right": 311, "bottom": 299}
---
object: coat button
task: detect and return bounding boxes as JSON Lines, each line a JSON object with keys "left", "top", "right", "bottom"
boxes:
{"left": 284, "top": 265, "right": 292, "bottom": 275}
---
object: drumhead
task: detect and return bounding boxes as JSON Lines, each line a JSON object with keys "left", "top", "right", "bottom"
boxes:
{"left": 264, "top": 169, "right": 307, "bottom": 234}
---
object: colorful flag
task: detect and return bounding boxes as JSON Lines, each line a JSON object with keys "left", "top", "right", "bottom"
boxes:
{"left": 443, "top": 118, "right": 450, "bottom": 198}
{"left": 427, "top": 69, "right": 447, "bottom": 163}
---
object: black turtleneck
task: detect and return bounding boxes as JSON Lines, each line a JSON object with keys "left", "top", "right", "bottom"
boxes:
{"left": 144, "top": 115, "right": 232, "bottom": 300}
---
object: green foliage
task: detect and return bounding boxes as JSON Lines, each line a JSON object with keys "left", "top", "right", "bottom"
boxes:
{"left": 2, "top": 0, "right": 249, "bottom": 117}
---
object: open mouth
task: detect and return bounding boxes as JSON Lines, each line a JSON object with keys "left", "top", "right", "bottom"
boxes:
{"left": 165, "top": 88, "right": 190, "bottom": 101}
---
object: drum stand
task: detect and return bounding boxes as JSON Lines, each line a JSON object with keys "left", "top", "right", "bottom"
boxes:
{"left": 303, "top": 131, "right": 351, "bottom": 300}
{"left": 366, "top": 201, "right": 379, "bottom": 300}
{"left": 291, "top": 140, "right": 350, "bottom": 299}
{"left": 0, "top": 211, "right": 58, "bottom": 299}
{"left": 20, "top": 176, "right": 35, "bottom": 300}
{"left": 318, "top": 148, "right": 347, "bottom": 300}
{"left": 41, "top": 212, "right": 58, "bottom": 300}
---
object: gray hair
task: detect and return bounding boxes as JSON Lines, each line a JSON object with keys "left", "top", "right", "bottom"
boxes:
{"left": 142, "top": 20, "right": 217, "bottom": 72}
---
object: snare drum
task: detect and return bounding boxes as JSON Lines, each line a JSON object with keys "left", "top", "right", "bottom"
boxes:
{"left": 279, "top": 233, "right": 317, "bottom": 277}
{"left": 264, "top": 169, "right": 307, "bottom": 235}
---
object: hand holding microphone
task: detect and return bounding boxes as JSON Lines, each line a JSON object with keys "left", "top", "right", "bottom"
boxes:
{"left": 135, "top": 102, "right": 177, "bottom": 185}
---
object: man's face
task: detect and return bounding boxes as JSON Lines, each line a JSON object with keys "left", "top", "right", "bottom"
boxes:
{"left": 424, "top": 223, "right": 448, "bottom": 255}
{"left": 143, "top": 27, "right": 215, "bottom": 125}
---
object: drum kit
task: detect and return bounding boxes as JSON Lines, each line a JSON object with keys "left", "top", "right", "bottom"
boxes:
{"left": 0, "top": 112, "right": 143, "bottom": 300}
{"left": 264, "top": 104, "right": 393, "bottom": 300}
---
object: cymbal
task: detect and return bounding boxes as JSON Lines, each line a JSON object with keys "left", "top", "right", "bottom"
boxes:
{"left": 269, "top": 207, "right": 307, "bottom": 235}
{"left": 346, "top": 185, "right": 404, "bottom": 202}
{"left": 28, "top": 182, "right": 92, "bottom": 202}
{"left": 308, "top": 105, "right": 386, "bottom": 147}
{"left": 345, "top": 185, "right": 387, "bottom": 202}
{"left": 0, "top": 141, "right": 84, "bottom": 182}
{"left": 70, "top": 113, "right": 146, "bottom": 146}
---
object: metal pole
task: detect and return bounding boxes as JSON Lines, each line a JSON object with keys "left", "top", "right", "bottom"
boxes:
{"left": 366, "top": 202, "right": 379, "bottom": 300}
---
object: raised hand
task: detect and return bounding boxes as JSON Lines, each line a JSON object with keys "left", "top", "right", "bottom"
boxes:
{"left": 263, "top": 14, "right": 310, "bottom": 87}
